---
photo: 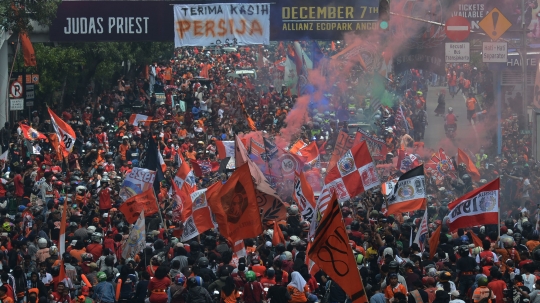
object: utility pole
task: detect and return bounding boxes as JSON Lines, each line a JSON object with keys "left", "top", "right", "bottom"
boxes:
{"left": 522, "top": 0, "right": 529, "bottom": 130}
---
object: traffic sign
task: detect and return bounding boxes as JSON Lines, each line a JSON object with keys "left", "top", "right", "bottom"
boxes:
{"left": 445, "top": 42, "right": 470, "bottom": 62}
{"left": 483, "top": 42, "right": 508, "bottom": 62}
{"left": 10, "top": 81, "right": 23, "bottom": 98}
{"left": 479, "top": 8, "right": 512, "bottom": 41}
{"left": 445, "top": 16, "right": 470, "bottom": 42}
{"left": 10, "top": 99, "right": 24, "bottom": 111}
{"left": 26, "top": 84, "right": 35, "bottom": 100}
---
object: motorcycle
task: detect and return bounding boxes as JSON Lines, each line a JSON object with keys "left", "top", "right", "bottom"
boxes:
{"left": 445, "top": 125, "right": 456, "bottom": 140}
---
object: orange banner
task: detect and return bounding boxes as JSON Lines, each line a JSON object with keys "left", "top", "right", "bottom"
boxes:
{"left": 20, "top": 33, "right": 36, "bottom": 67}
{"left": 457, "top": 148, "right": 481, "bottom": 182}
{"left": 272, "top": 221, "right": 286, "bottom": 246}
{"left": 327, "top": 131, "right": 354, "bottom": 171}
{"left": 309, "top": 194, "right": 368, "bottom": 303}
{"left": 207, "top": 163, "right": 262, "bottom": 243}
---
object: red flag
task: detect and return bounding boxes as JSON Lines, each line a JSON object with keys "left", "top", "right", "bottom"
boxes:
{"left": 469, "top": 230, "right": 483, "bottom": 248}
{"left": 119, "top": 188, "right": 159, "bottom": 223}
{"left": 457, "top": 148, "right": 481, "bottom": 182}
{"left": 19, "top": 124, "right": 47, "bottom": 140}
{"left": 20, "top": 33, "right": 36, "bottom": 67}
{"left": 447, "top": 178, "right": 500, "bottom": 231}
{"left": 181, "top": 188, "right": 219, "bottom": 241}
{"left": 297, "top": 141, "right": 319, "bottom": 166}
{"left": 328, "top": 131, "right": 354, "bottom": 171}
{"left": 272, "top": 221, "right": 286, "bottom": 246}
{"left": 48, "top": 108, "right": 76, "bottom": 155}
{"left": 309, "top": 194, "right": 368, "bottom": 303}
{"left": 190, "top": 159, "right": 219, "bottom": 177}
{"left": 290, "top": 140, "right": 307, "bottom": 154}
{"left": 429, "top": 225, "right": 441, "bottom": 259}
{"left": 215, "top": 140, "right": 235, "bottom": 160}
{"left": 324, "top": 142, "right": 380, "bottom": 202}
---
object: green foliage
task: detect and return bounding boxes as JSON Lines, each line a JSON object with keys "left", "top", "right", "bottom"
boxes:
{"left": 1, "top": 0, "right": 61, "bottom": 33}
{"left": 17, "top": 42, "right": 174, "bottom": 104}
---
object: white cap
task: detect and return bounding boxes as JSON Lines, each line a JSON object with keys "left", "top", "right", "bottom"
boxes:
{"left": 265, "top": 241, "right": 272, "bottom": 247}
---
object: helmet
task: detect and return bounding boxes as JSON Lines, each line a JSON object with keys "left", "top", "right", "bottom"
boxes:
{"left": 514, "top": 233, "right": 522, "bottom": 242}
{"left": 355, "top": 254, "right": 364, "bottom": 264}
{"left": 2, "top": 222, "right": 10, "bottom": 231}
{"left": 459, "top": 245, "right": 469, "bottom": 256}
{"left": 82, "top": 253, "right": 93, "bottom": 262}
{"left": 351, "top": 221, "right": 360, "bottom": 231}
{"left": 175, "top": 273, "right": 186, "bottom": 285}
{"left": 87, "top": 226, "right": 97, "bottom": 234}
{"left": 501, "top": 236, "right": 515, "bottom": 248}
{"left": 91, "top": 232, "right": 103, "bottom": 243}
{"left": 448, "top": 107, "right": 453, "bottom": 113}
{"left": 97, "top": 272, "right": 107, "bottom": 282}
{"left": 299, "top": 221, "right": 310, "bottom": 231}
{"left": 288, "top": 205, "right": 299, "bottom": 216}
{"left": 198, "top": 257, "right": 209, "bottom": 267}
{"left": 461, "top": 174, "right": 471, "bottom": 183}
{"left": 245, "top": 271, "right": 257, "bottom": 282}
{"left": 477, "top": 276, "right": 488, "bottom": 287}
{"left": 187, "top": 276, "right": 203, "bottom": 288}
{"left": 439, "top": 271, "right": 451, "bottom": 282}
{"left": 472, "top": 247, "right": 484, "bottom": 257}
{"left": 37, "top": 238, "right": 48, "bottom": 249}
{"left": 18, "top": 205, "right": 26, "bottom": 212}
{"left": 251, "top": 254, "right": 260, "bottom": 264}
{"left": 388, "top": 261, "right": 399, "bottom": 269}
{"left": 505, "top": 219, "right": 514, "bottom": 229}
{"left": 460, "top": 235, "right": 469, "bottom": 244}
{"left": 49, "top": 246, "right": 58, "bottom": 255}
{"left": 417, "top": 91, "right": 423, "bottom": 96}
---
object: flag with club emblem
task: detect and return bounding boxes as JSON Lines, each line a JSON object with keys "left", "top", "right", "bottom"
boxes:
{"left": 181, "top": 187, "right": 220, "bottom": 241}
{"left": 20, "top": 124, "right": 47, "bottom": 141}
{"left": 297, "top": 141, "right": 320, "bottom": 166}
{"left": 121, "top": 210, "right": 146, "bottom": 259}
{"left": 48, "top": 108, "right": 76, "bottom": 155}
{"left": 324, "top": 141, "right": 380, "bottom": 203}
{"left": 386, "top": 165, "right": 426, "bottom": 214}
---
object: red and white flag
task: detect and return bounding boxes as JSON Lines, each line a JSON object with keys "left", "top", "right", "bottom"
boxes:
{"left": 129, "top": 114, "right": 152, "bottom": 126}
{"left": 381, "top": 178, "right": 398, "bottom": 196}
{"left": 324, "top": 141, "right": 380, "bottom": 203}
{"left": 181, "top": 186, "right": 220, "bottom": 241}
{"left": 215, "top": 140, "right": 235, "bottom": 160}
{"left": 413, "top": 210, "right": 428, "bottom": 251}
{"left": 250, "top": 138, "right": 265, "bottom": 156}
{"left": 447, "top": 178, "right": 499, "bottom": 231}
{"left": 19, "top": 124, "right": 47, "bottom": 141}
{"left": 172, "top": 153, "right": 196, "bottom": 193}
{"left": 293, "top": 171, "right": 317, "bottom": 223}
{"left": 48, "top": 108, "right": 77, "bottom": 155}
{"left": 59, "top": 198, "right": 68, "bottom": 256}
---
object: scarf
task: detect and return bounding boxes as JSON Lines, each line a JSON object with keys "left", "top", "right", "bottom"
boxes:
{"left": 288, "top": 272, "right": 306, "bottom": 291}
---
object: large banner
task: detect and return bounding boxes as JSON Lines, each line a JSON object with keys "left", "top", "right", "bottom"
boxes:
{"left": 353, "top": 128, "right": 388, "bottom": 161}
{"left": 173, "top": 3, "right": 270, "bottom": 47}
{"left": 271, "top": 0, "right": 380, "bottom": 40}
{"left": 119, "top": 168, "right": 157, "bottom": 201}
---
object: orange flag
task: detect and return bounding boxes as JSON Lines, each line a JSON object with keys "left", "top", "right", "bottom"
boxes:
{"left": 469, "top": 230, "right": 483, "bottom": 248}
{"left": 272, "top": 221, "right": 286, "bottom": 246}
{"left": 429, "top": 225, "right": 442, "bottom": 259}
{"left": 331, "top": 41, "right": 336, "bottom": 51}
{"left": 309, "top": 193, "right": 368, "bottom": 303}
{"left": 119, "top": 188, "right": 159, "bottom": 223}
{"left": 207, "top": 163, "right": 262, "bottom": 243}
{"left": 47, "top": 133, "right": 64, "bottom": 161}
{"left": 457, "top": 148, "right": 481, "bottom": 181}
{"left": 20, "top": 33, "right": 36, "bottom": 67}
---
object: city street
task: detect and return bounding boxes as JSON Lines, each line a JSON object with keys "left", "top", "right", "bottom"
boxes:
{"left": 423, "top": 85, "right": 485, "bottom": 155}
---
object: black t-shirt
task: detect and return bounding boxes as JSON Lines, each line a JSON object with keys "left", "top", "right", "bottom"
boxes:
{"left": 456, "top": 256, "right": 477, "bottom": 273}
{"left": 48, "top": 219, "right": 61, "bottom": 241}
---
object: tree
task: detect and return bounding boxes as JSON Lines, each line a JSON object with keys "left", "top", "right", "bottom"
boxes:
{"left": 0, "top": 0, "right": 61, "bottom": 33}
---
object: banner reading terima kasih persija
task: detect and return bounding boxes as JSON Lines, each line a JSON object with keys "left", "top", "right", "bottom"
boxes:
{"left": 174, "top": 3, "right": 270, "bottom": 47}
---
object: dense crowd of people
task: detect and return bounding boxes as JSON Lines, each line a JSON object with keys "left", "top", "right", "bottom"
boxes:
{"left": 0, "top": 42, "right": 537, "bottom": 303}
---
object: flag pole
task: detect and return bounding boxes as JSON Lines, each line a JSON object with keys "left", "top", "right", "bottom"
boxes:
{"left": 498, "top": 176, "right": 501, "bottom": 239}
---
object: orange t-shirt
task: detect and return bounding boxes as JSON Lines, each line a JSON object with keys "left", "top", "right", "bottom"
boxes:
{"left": 118, "top": 144, "right": 129, "bottom": 160}
{"left": 384, "top": 284, "right": 407, "bottom": 300}
{"left": 466, "top": 98, "right": 477, "bottom": 111}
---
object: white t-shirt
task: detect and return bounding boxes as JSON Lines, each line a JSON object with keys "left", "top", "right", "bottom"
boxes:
{"left": 523, "top": 178, "right": 531, "bottom": 198}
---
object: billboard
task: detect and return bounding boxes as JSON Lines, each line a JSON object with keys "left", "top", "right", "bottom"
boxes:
{"left": 49, "top": 0, "right": 381, "bottom": 42}
{"left": 173, "top": 3, "right": 270, "bottom": 46}
{"left": 270, "top": 0, "right": 380, "bottom": 40}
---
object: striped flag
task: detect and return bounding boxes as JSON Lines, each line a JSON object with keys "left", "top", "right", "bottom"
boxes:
{"left": 414, "top": 210, "right": 428, "bottom": 252}
{"left": 250, "top": 138, "right": 265, "bottom": 156}
{"left": 59, "top": 198, "right": 68, "bottom": 256}
{"left": 308, "top": 185, "right": 333, "bottom": 239}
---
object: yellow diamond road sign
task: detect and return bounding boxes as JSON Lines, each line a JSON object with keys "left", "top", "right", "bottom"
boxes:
{"left": 478, "top": 8, "right": 512, "bottom": 41}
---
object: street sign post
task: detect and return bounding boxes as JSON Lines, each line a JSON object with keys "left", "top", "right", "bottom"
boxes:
{"left": 483, "top": 42, "right": 508, "bottom": 62}
{"left": 10, "top": 81, "right": 23, "bottom": 98}
{"left": 26, "top": 84, "right": 35, "bottom": 105}
{"left": 445, "top": 16, "right": 470, "bottom": 42}
{"left": 10, "top": 99, "right": 24, "bottom": 111}
{"left": 479, "top": 8, "right": 512, "bottom": 41}
{"left": 445, "top": 42, "right": 470, "bottom": 62}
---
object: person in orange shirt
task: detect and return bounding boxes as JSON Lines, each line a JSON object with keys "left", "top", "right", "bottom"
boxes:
{"left": 118, "top": 136, "right": 130, "bottom": 161}
{"left": 185, "top": 146, "right": 197, "bottom": 160}
{"left": 466, "top": 93, "right": 478, "bottom": 124}
{"left": 0, "top": 285, "right": 14, "bottom": 303}
{"left": 287, "top": 272, "right": 309, "bottom": 303}
{"left": 220, "top": 277, "right": 240, "bottom": 303}
{"left": 384, "top": 273, "right": 407, "bottom": 303}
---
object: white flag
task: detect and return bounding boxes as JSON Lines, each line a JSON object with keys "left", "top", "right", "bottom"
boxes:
{"left": 122, "top": 210, "right": 146, "bottom": 259}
